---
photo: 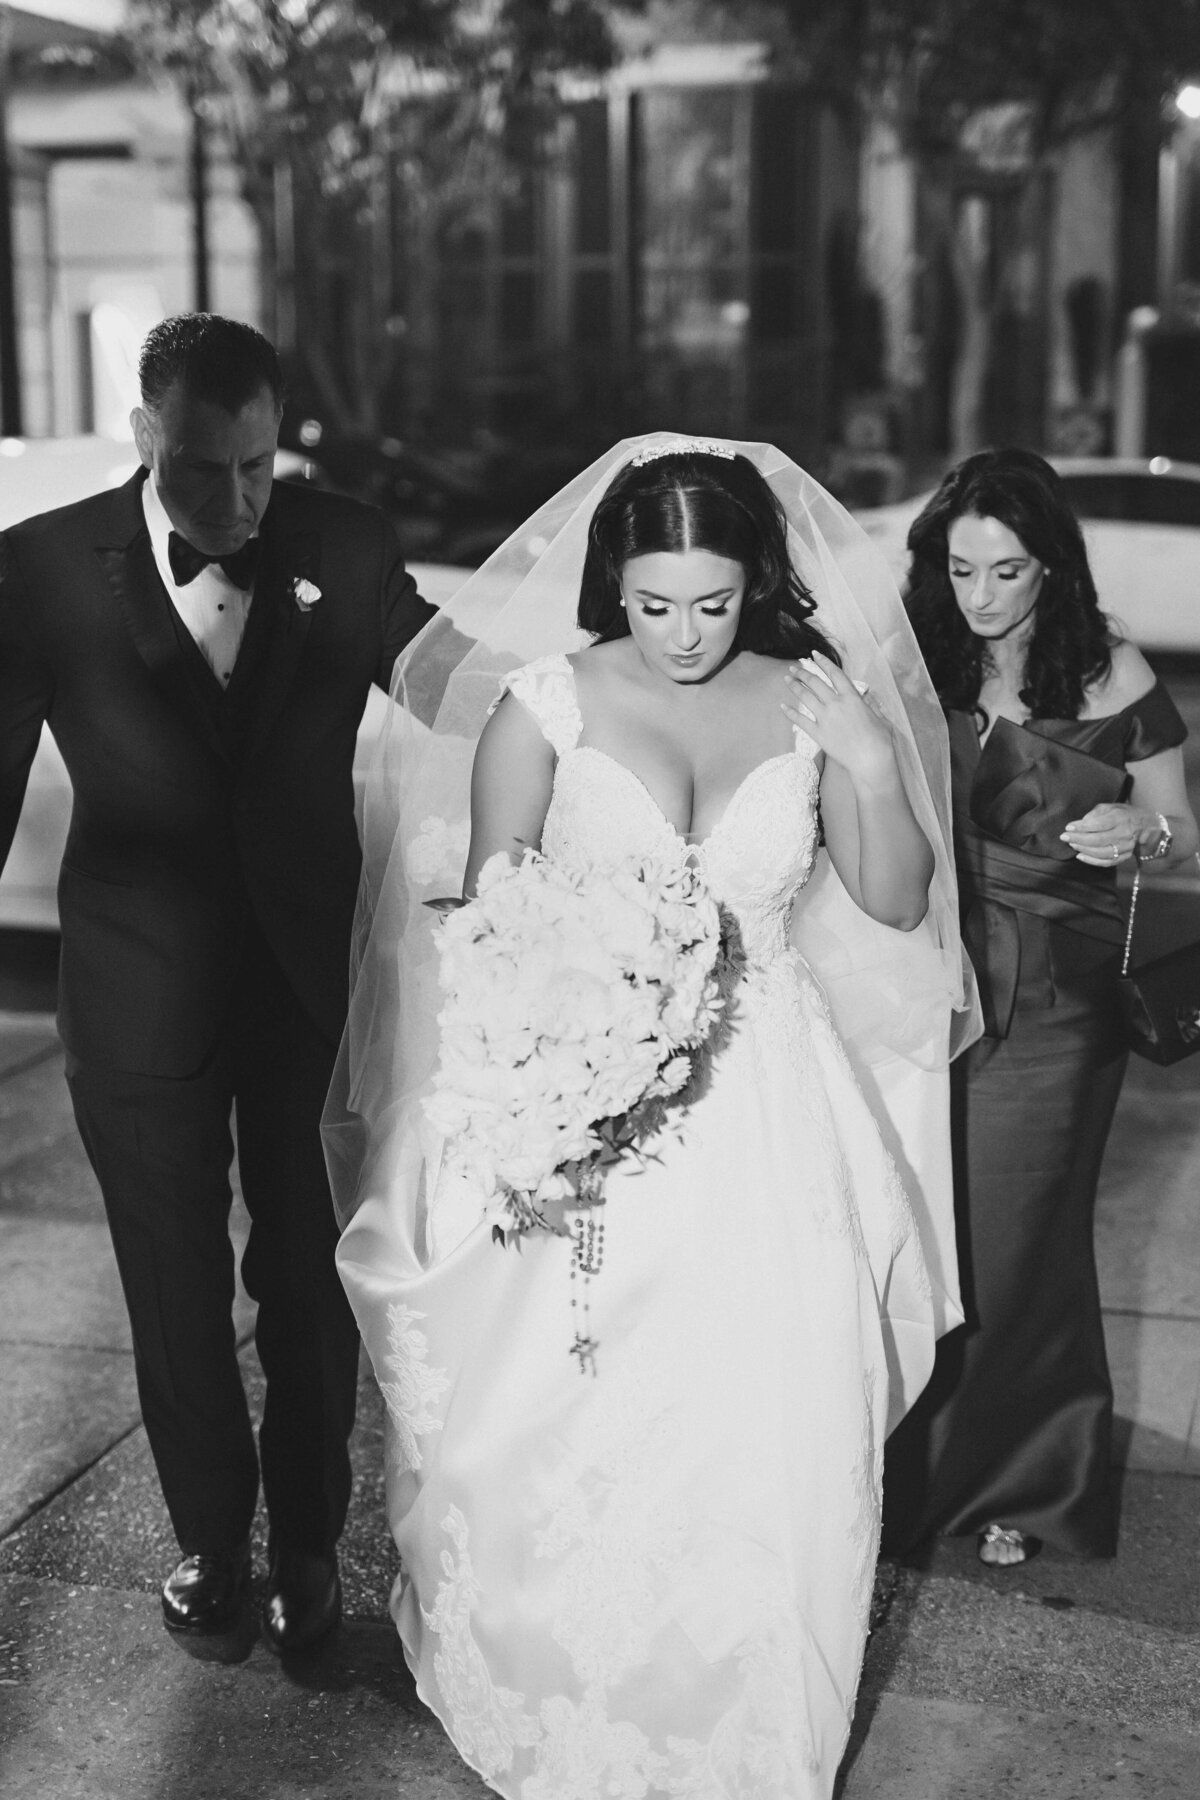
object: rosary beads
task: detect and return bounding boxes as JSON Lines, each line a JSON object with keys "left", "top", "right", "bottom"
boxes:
{"left": 569, "top": 1210, "right": 604, "bottom": 1377}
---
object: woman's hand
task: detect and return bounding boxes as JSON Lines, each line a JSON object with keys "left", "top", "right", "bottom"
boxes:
{"left": 1061, "top": 802, "right": 1156, "bottom": 868}
{"left": 781, "top": 652, "right": 895, "bottom": 787}
{"left": 786, "top": 653, "right": 934, "bottom": 930}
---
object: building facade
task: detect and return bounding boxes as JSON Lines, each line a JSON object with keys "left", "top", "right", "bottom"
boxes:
{"left": 4, "top": 8, "right": 1194, "bottom": 493}
{"left": 354, "top": 42, "right": 862, "bottom": 478}
{"left": 4, "top": 18, "right": 257, "bottom": 442}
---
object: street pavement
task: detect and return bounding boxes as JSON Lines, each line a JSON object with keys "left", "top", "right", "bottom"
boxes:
{"left": 1, "top": 922, "right": 1198, "bottom": 1797}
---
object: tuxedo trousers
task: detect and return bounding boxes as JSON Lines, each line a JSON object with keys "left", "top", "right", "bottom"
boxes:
{"left": 65, "top": 922, "right": 359, "bottom": 1558}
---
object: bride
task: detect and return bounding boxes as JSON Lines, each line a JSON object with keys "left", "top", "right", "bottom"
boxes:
{"left": 324, "top": 436, "right": 978, "bottom": 1799}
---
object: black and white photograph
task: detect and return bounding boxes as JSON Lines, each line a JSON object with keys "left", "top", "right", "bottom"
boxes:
{"left": 0, "top": 4, "right": 1198, "bottom": 1797}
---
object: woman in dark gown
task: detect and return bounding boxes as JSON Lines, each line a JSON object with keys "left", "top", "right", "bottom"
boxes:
{"left": 883, "top": 448, "right": 1199, "bottom": 1566}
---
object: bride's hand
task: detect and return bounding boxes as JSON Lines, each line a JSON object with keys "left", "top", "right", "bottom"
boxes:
{"left": 782, "top": 652, "right": 896, "bottom": 786}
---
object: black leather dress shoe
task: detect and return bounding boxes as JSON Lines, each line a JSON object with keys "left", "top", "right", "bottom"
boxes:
{"left": 261, "top": 1545, "right": 342, "bottom": 1653}
{"left": 161, "top": 1545, "right": 251, "bottom": 1634}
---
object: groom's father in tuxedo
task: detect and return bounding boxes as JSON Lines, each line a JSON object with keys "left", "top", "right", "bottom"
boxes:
{"left": 0, "top": 314, "right": 435, "bottom": 1649}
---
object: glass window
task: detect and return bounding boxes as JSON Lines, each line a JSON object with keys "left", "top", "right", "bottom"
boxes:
{"left": 1178, "top": 133, "right": 1200, "bottom": 285}
{"left": 574, "top": 268, "right": 611, "bottom": 344}
{"left": 751, "top": 263, "right": 798, "bottom": 342}
{"left": 574, "top": 101, "right": 610, "bottom": 256}
{"left": 502, "top": 180, "right": 536, "bottom": 258}
{"left": 751, "top": 89, "right": 801, "bottom": 256}
{"left": 501, "top": 270, "right": 538, "bottom": 346}
{"left": 632, "top": 87, "right": 746, "bottom": 425}
{"left": 638, "top": 90, "right": 740, "bottom": 264}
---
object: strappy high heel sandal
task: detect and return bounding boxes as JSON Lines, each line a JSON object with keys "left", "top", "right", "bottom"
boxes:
{"left": 977, "top": 1523, "right": 1041, "bottom": 1566}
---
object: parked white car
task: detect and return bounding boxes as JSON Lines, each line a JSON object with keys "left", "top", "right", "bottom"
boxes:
{"left": 0, "top": 435, "right": 466, "bottom": 929}
{"left": 855, "top": 456, "right": 1200, "bottom": 655}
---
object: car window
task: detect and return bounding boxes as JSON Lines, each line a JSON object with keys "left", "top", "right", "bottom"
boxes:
{"left": 1060, "top": 473, "right": 1200, "bottom": 526}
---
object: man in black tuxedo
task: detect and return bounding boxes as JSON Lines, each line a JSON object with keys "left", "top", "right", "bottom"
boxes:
{"left": 0, "top": 314, "right": 435, "bottom": 1649}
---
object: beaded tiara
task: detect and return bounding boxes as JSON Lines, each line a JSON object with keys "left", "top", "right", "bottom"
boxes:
{"left": 629, "top": 436, "right": 736, "bottom": 467}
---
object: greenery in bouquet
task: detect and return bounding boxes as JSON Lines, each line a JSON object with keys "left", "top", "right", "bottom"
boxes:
{"left": 424, "top": 848, "right": 741, "bottom": 1245}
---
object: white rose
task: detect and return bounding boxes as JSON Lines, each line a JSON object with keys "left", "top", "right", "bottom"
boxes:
{"left": 592, "top": 892, "right": 659, "bottom": 965}
{"left": 409, "top": 815, "right": 472, "bottom": 885}
{"left": 530, "top": 968, "right": 617, "bottom": 1042}
{"left": 657, "top": 1053, "right": 693, "bottom": 1094}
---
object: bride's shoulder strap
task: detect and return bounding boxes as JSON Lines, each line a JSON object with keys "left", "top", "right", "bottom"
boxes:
{"left": 489, "top": 652, "right": 582, "bottom": 756}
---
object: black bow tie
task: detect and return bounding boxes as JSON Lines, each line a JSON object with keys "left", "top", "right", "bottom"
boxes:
{"left": 167, "top": 530, "right": 261, "bottom": 591}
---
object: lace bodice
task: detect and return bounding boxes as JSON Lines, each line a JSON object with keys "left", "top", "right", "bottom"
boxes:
{"left": 501, "top": 653, "right": 821, "bottom": 965}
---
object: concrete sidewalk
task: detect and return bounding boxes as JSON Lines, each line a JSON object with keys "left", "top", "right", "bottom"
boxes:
{"left": 1, "top": 1005, "right": 1198, "bottom": 1798}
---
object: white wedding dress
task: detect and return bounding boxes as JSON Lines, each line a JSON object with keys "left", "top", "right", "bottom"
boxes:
{"left": 336, "top": 653, "right": 939, "bottom": 1799}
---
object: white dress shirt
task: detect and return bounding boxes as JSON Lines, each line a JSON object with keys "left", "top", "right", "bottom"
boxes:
{"left": 142, "top": 475, "right": 256, "bottom": 688}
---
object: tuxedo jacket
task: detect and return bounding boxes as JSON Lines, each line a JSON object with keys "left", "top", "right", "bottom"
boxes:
{"left": 0, "top": 468, "right": 435, "bottom": 1076}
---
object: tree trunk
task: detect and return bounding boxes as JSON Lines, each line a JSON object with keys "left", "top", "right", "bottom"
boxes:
{"left": 950, "top": 193, "right": 994, "bottom": 457}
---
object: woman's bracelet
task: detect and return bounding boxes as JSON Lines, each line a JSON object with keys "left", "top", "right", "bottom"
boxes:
{"left": 1135, "top": 811, "right": 1172, "bottom": 862}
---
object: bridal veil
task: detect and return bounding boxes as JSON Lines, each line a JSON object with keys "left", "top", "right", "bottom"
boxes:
{"left": 322, "top": 433, "right": 981, "bottom": 1348}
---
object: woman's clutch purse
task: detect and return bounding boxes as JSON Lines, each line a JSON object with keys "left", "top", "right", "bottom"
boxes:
{"left": 970, "top": 718, "right": 1131, "bottom": 861}
{"left": 1118, "top": 853, "right": 1200, "bottom": 1064}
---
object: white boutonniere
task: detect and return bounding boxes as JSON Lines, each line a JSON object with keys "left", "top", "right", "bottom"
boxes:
{"left": 292, "top": 576, "right": 321, "bottom": 611}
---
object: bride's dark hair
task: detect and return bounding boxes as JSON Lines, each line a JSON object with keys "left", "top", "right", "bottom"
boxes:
{"left": 578, "top": 450, "right": 841, "bottom": 663}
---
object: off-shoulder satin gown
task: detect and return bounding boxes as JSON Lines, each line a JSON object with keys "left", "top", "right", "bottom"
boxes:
{"left": 338, "top": 654, "right": 943, "bottom": 1799}
{"left": 884, "top": 680, "right": 1188, "bottom": 1558}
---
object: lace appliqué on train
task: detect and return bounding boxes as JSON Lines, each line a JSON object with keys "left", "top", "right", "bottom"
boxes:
{"left": 423, "top": 1504, "right": 541, "bottom": 1779}
{"left": 664, "top": 1609, "right": 821, "bottom": 1795}
{"left": 378, "top": 1302, "right": 450, "bottom": 1474}
{"left": 422, "top": 1356, "right": 829, "bottom": 1799}
{"left": 538, "top": 1358, "right": 689, "bottom": 1670}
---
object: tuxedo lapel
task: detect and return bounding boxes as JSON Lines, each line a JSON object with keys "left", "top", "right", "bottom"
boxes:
{"left": 94, "top": 474, "right": 234, "bottom": 768}
{"left": 241, "top": 500, "right": 321, "bottom": 765}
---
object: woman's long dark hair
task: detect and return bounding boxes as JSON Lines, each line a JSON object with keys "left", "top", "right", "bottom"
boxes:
{"left": 905, "top": 447, "right": 1113, "bottom": 720}
{"left": 578, "top": 450, "right": 840, "bottom": 664}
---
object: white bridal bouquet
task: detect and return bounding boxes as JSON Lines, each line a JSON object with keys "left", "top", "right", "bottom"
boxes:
{"left": 424, "top": 847, "right": 735, "bottom": 1243}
